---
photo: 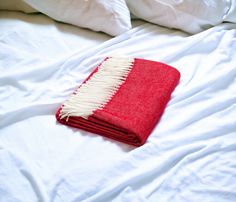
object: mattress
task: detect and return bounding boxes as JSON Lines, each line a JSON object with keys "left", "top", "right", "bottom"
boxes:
{"left": 0, "top": 11, "right": 236, "bottom": 202}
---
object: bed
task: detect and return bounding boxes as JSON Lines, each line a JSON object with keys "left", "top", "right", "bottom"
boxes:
{"left": 0, "top": 1, "right": 236, "bottom": 202}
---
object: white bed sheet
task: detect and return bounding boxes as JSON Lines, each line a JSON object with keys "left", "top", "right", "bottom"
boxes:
{"left": 0, "top": 11, "right": 236, "bottom": 202}
{"left": 0, "top": 11, "right": 111, "bottom": 68}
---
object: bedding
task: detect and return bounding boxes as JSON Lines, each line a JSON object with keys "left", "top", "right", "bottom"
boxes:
{"left": 1, "top": 8, "right": 236, "bottom": 202}
{"left": 56, "top": 57, "right": 180, "bottom": 146}
{"left": 23, "top": 0, "right": 132, "bottom": 36}
{"left": 126, "top": 0, "right": 236, "bottom": 33}
{"left": 0, "top": 0, "right": 37, "bottom": 13}
{"left": 0, "top": 11, "right": 111, "bottom": 70}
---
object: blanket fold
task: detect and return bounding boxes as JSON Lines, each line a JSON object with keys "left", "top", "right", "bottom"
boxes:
{"left": 56, "top": 57, "right": 180, "bottom": 146}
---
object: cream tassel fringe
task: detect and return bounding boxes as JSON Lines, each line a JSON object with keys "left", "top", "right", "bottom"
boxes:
{"left": 60, "top": 57, "right": 134, "bottom": 120}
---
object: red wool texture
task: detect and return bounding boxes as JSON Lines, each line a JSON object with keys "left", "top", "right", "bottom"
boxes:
{"left": 56, "top": 58, "right": 180, "bottom": 146}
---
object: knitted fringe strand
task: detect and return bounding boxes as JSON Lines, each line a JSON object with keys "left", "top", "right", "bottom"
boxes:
{"left": 60, "top": 57, "right": 134, "bottom": 120}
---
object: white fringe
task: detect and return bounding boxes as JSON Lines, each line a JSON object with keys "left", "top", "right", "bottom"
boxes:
{"left": 60, "top": 57, "right": 134, "bottom": 120}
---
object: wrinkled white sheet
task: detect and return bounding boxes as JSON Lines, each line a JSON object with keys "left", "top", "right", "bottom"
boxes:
{"left": 0, "top": 11, "right": 236, "bottom": 202}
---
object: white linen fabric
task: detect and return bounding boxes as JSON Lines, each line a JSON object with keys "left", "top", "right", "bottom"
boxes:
{"left": 225, "top": 0, "right": 236, "bottom": 22}
{"left": 0, "top": 11, "right": 111, "bottom": 68}
{"left": 0, "top": 11, "right": 236, "bottom": 202}
{"left": 126, "top": 0, "right": 236, "bottom": 34}
{"left": 22, "top": 0, "right": 132, "bottom": 36}
{"left": 0, "top": 0, "right": 37, "bottom": 13}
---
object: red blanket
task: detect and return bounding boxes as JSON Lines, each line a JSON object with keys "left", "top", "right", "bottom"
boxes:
{"left": 56, "top": 57, "right": 180, "bottom": 146}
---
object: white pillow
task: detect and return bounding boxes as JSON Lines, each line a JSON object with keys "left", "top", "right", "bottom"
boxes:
{"left": 23, "top": 0, "right": 132, "bottom": 36}
{"left": 126, "top": 0, "right": 232, "bottom": 34}
{"left": 0, "top": 0, "right": 37, "bottom": 13}
{"left": 224, "top": 0, "right": 236, "bottom": 23}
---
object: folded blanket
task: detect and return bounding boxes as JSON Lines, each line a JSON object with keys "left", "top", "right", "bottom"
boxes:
{"left": 56, "top": 57, "right": 180, "bottom": 146}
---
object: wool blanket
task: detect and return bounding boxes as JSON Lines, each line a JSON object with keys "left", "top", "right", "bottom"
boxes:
{"left": 56, "top": 57, "right": 180, "bottom": 146}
